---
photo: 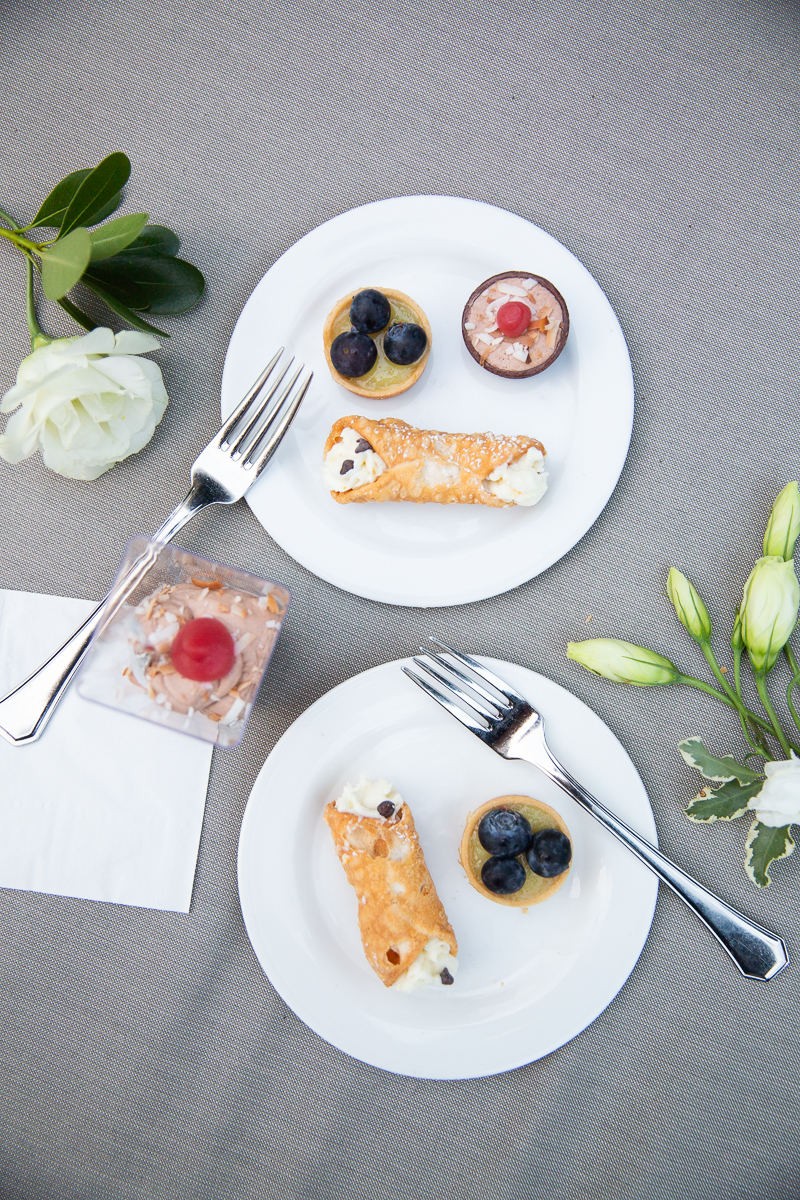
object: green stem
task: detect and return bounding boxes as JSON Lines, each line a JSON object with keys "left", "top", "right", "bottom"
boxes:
{"left": 733, "top": 644, "right": 744, "bottom": 701}
{"left": 0, "top": 206, "right": 19, "bottom": 229}
{"left": 755, "top": 674, "right": 792, "bottom": 758}
{"left": 677, "top": 673, "right": 800, "bottom": 752}
{"left": 785, "top": 644, "right": 800, "bottom": 738}
{"left": 700, "top": 639, "right": 739, "bottom": 702}
{"left": 701, "top": 639, "right": 773, "bottom": 753}
{"left": 24, "top": 254, "right": 45, "bottom": 346}
{"left": 0, "top": 224, "right": 43, "bottom": 254}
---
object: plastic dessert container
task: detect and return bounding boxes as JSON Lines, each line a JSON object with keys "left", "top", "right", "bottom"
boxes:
{"left": 77, "top": 537, "right": 289, "bottom": 747}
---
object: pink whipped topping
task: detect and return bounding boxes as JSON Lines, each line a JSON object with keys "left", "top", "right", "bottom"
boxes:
{"left": 130, "top": 581, "right": 282, "bottom": 720}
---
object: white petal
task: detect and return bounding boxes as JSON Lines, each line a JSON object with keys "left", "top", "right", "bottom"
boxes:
{"left": 111, "top": 331, "right": 161, "bottom": 355}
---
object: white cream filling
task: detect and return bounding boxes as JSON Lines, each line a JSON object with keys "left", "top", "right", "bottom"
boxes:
{"left": 393, "top": 937, "right": 458, "bottom": 992}
{"left": 334, "top": 775, "right": 403, "bottom": 818}
{"left": 323, "top": 427, "right": 387, "bottom": 493}
{"left": 483, "top": 445, "right": 548, "bottom": 507}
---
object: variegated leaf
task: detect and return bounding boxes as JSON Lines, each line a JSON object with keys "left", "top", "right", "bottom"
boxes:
{"left": 685, "top": 778, "right": 762, "bottom": 822}
{"left": 745, "top": 821, "right": 795, "bottom": 888}
{"left": 679, "top": 737, "right": 763, "bottom": 784}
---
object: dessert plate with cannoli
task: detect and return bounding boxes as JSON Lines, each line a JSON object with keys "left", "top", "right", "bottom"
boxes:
{"left": 237, "top": 657, "right": 657, "bottom": 1079}
{"left": 221, "top": 196, "right": 633, "bottom": 606}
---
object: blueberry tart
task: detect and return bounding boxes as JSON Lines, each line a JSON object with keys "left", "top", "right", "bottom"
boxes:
{"left": 459, "top": 795, "right": 572, "bottom": 908}
{"left": 323, "top": 287, "right": 432, "bottom": 399}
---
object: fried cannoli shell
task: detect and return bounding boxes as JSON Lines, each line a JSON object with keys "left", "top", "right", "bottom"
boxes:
{"left": 324, "top": 801, "right": 457, "bottom": 987}
{"left": 325, "top": 415, "right": 545, "bottom": 506}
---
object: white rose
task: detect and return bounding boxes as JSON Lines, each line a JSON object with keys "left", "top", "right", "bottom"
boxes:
{"left": 0, "top": 327, "right": 168, "bottom": 481}
{"left": 748, "top": 753, "right": 800, "bottom": 827}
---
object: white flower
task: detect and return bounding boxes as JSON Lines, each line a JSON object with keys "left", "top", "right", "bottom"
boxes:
{"left": 748, "top": 754, "right": 800, "bottom": 827}
{"left": 0, "top": 327, "right": 168, "bottom": 481}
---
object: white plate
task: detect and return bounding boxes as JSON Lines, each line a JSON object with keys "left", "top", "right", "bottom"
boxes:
{"left": 221, "top": 196, "right": 633, "bottom": 607}
{"left": 237, "top": 658, "right": 658, "bottom": 1079}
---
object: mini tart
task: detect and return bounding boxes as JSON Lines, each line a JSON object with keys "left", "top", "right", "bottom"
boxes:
{"left": 462, "top": 272, "right": 569, "bottom": 379}
{"left": 459, "top": 795, "right": 571, "bottom": 908}
{"left": 323, "top": 288, "right": 432, "bottom": 399}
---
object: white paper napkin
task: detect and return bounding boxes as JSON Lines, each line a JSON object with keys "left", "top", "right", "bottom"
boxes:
{"left": 0, "top": 589, "right": 214, "bottom": 912}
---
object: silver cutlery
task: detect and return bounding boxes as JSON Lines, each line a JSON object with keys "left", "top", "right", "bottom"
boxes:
{"left": 404, "top": 639, "right": 789, "bottom": 982}
{"left": 0, "top": 349, "right": 312, "bottom": 746}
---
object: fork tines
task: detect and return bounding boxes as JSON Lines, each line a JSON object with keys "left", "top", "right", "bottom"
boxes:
{"left": 219, "top": 349, "right": 312, "bottom": 474}
{"left": 402, "top": 639, "right": 520, "bottom": 736}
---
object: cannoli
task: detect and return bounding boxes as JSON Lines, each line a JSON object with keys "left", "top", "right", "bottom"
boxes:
{"left": 325, "top": 777, "right": 458, "bottom": 990}
{"left": 322, "top": 416, "right": 547, "bottom": 507}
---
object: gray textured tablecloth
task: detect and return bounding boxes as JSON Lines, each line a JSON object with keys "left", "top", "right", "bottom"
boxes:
{"left": 1, "top": 0, "right": 799, "bottom": 1195}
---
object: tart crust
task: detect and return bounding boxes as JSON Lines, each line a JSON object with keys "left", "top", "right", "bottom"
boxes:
{"left": 459, "top": 795, "right": 571, "bottom": 908}
{"left": 323, "top": 288, "right": 432, "bottom": 399}
{"left": 462, "top": 272, "right": 569, "bottom": 379}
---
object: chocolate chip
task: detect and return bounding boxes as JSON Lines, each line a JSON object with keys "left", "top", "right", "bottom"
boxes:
{"left": 377, "top": 800, "right": 395, "bottom": 818}
{"left": 355, "top": 438, "right": 372, "bottom": 453}
{"left": 440, "top": 968, "right": 454, "bottom": 985}
{"left": 386, "top": 948, "right": 401, "bottom": 964}
{"left": 340, "top": 459, "right": 354, "bottom": 475}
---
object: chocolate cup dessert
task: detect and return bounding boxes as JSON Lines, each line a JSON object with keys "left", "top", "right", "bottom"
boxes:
{"left": 459, "top": 795, "right": 571, "bottom": 908}
{"left": 323, "top": 287, "right": 432, "bottom": 400}
{"left": 462, "top": 272, "right": 569, "bottom": 379}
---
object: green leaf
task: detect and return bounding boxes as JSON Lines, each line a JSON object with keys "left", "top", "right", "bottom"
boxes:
{"left": 40, "top": 227, "right": 92, "bottom": 300}
{"left": 56, "top": 295, "right": 97, "bottom": 332}
{"left": 87, "top": 252, "right": 204, "bottom": 314}
{"left": 81, "top": 276, "right": 168, "bottom": 336}
{"left": 60, "top": 153, "right": 131, "bottom": 236}
{"left": 83, "top": 265, "right": 150, "bottom": 309}
{"left": 678, "top": 738, "right": 764, "bottom": 784}
{"left": 745, "top": 820, "right": 794, "bottom": 888}
{"left": 28, "top": 169, "right": 91, "bottom": 229}
{"left": 89, "top": 213, "right": 149, "bottom": 261}
{"left": 685, "top": 778, "right": 763, "bottom": 822}
{"left": 83, "top": 191, "right": 123, "bottom": 226}
{"left": 118, "top": 224, "right": 180, "bottom": 257}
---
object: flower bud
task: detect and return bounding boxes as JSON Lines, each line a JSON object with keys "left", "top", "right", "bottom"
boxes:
{"left": 567, "top": 638, "right": 679, "bottom": 686}
{"left": 740, "top": 556, "right": 800, "bottom": 674}
{"left": 667, "top": 568, "right": 712, "bottom": 642}
{"left": 731, "top": 607, "right": 743, "bottom": 653}
{"left": 763, "top": 482, "right": 800, "bottom": 561}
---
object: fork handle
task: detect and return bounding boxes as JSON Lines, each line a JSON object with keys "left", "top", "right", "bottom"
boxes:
{"left": 535, "top": 748, "right": 789, "bottom": 981}
{"left": 0, "top": 486, "right": 211, "bottom": 746}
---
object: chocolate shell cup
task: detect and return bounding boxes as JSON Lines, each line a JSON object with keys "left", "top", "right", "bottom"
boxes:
{"left": 459, "top": 795, "right": 571, "bottom": 908}
{"left": 323, "top": 288, "right": 432, "bottom": 400}
{"left": 462, "top": 272, "right": 569, "bottom": 379}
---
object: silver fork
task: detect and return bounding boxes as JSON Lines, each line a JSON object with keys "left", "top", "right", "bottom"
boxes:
{"left": 404, "top": 639, "right": 789, "bottom": 982}
{"left": 0, "top": 349, "right": 312, "bottom": 746}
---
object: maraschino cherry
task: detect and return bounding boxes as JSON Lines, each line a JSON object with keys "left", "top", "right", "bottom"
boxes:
{"left": 171, "top": 618, "right": 235, "bottom": 682}
{"left": 495, "top": 301, "right": 531, "bottom": 339}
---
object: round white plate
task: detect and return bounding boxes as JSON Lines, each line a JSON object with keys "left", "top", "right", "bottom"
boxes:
{"left": 237, "top": 657, "right": 658, "bottom": 1079}
{"left": 221, "top": 196, "right": 633, "bottom": 607}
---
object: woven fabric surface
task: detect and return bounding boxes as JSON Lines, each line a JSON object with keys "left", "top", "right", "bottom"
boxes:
{"left": 1, "top": 0, "right": 799, "bottom": 1195}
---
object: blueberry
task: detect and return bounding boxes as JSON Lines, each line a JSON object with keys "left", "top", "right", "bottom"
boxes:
{"left": 478, "top": 808, "right": 533, "bottom": 857}
{"left": 350, "top": 289, "right": 391, "bottom": 334}
{"left": 383, "top": 322, "right": 427, "bottom": 366}
{"left": 481, "top": 855, "right": 526, "bottom": 895}
{"left": 330, "top": 330, "right": 377, "bottom": 378}
{"left": 526, "top": 829, "right": 572, "bottom": 878}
